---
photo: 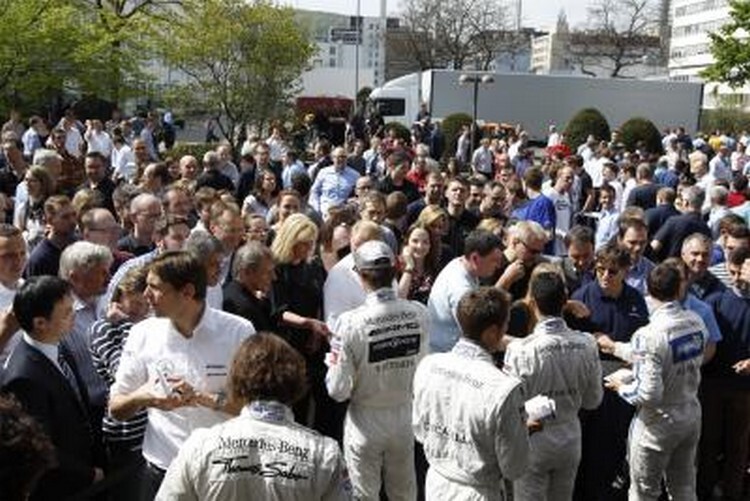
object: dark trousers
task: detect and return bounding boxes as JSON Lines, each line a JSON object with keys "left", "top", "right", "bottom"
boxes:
{"left": 697, "top": 379, "right": 750, "bottom": 501}
{"left": 574, "top": 390, "right": 634, "bottom": 501}
{"left": 104, "top": 442, "right": 144, "bottom": 501}
{"left": 140, "top": 461, "right": 166, "bottom": 501}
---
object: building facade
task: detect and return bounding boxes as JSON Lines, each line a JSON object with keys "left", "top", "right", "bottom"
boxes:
{"left": 668, "top": 0, "right": 750, "bottom": 108}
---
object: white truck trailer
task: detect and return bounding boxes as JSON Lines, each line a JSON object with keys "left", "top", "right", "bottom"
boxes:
{"left": 369, "top": 69, "right": 704, "bottom": 140}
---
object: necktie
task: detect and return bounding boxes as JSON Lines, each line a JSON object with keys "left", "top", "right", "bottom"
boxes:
{"left": 58, "top": 347, "right": 83, "bottom": 405}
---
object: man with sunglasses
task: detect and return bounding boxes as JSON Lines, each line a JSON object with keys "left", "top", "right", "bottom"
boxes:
{"left": 572, "top": 243, "right": 649, "bottom": 500}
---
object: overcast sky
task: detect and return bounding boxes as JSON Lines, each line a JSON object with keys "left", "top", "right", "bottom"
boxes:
{"left": 283, "top": 0, "right": 590, "bottom": 30}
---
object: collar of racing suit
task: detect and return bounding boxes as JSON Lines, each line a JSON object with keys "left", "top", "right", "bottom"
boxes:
{"left": 242, "top": 400, "right": 294, "bottom": 424}
{"left": 532, "top": 316, "right": 567, "bottom": 335}
{"left": 451, "top": 338, "right": 494, "bottom": 364}
{"left": 365, "top": 287, "right": 397, "bottom": 305}
{"left": 650, "top": 300, "right": 683, "bottom": 319}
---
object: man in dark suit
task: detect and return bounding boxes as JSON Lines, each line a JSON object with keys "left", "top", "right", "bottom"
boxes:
{"left": 1, "top": 276, "right": 103, "bottom": 500}
{"left": 222, "top": 241, "right": 277, "bottom": 332}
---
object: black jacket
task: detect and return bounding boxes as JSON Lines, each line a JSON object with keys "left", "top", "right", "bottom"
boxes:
{"left": 1, "top": 340, "right": 96, "bottom": 500}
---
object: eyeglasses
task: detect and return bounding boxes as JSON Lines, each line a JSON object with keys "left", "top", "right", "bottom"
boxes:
{"left": 520, "top": 240, "right": 543, "bottom": 255}
{"left": 595, "top": 266, "right": 622, "bottom": 276}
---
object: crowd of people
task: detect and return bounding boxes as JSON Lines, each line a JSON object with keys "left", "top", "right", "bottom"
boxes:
{"left": 0, "top": 104, "right": 748, "bottom": 501}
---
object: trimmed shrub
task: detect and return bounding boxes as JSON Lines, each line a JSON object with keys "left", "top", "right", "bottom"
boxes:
{"left": 165, "top": 142, "right": 215, "bottom": 161}
{"left": 384, "top": 121, "right": 411, "bottom": 145}
{"left": 441, "top": 112, "right": 473, "bottom": 159}
{"left": 619, "top": 117, "right": 663, "bottom": 155}
{"left": 564, "top": 108, "right": 611, "bottom": 151}
{"left": 699, "top": 108, "right": 750, "bottom": 135}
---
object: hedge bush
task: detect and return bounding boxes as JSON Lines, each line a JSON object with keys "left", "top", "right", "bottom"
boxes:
{"left": 619, "top": 117, "right": 663, "bottom": 155}
{"left": 441, "top": 112, "right": 473, "bottom": 159}
{"left": 165, "top": 142, "right": 215, "bottom": 161}
{"left": 564, "top": 108, "right": 610, "bottom": 151}
{"left": 699, "top": 108, "right": 750, "bottom": 135}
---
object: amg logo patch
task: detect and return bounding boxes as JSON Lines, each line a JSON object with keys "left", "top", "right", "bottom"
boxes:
{"left": 368, "top": 334, "right": 421, "bottom": 363}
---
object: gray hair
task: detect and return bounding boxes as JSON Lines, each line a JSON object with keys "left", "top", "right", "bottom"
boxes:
{"left": 32, "top": 148, "right": 62, "bottom": 168}
{"left": 232, "top": 241, "right": 273, "bottom": 281}
{"left": 681, "top": 232, "right": 712, "bottom": 252}
{"left": 130, "top": 193, "right": 161, "bottom": 213}
{"left": 709, "top": 185, "right": 728, "bottom": 205}
{"left": 203, "top": 151, "right": 221, "bottom": 170}
{"left": 59, "top": 241, "right": 113, "bottom": 280}
{"left": 681, "top": 185, "right": 705, "bottom": 211}
{"left": 184, "top": 231, "right": 224, "bottom": 260}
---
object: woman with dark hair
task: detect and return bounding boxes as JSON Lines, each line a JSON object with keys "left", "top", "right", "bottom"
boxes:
{"left": 397, "top": 224, "right": 437, "bottom": 304}
{"left": 157, "top": 333, "right": 349, "bottom": 500}
{"left": 241, "top": 167, "right": 277, "bottom": 219}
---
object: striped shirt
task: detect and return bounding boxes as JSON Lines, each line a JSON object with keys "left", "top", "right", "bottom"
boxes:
{"left": 90, "top": 318, "right": 147, "bottom": 449}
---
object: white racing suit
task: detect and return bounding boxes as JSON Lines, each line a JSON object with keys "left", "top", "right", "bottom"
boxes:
{"left": 504, "top": 317, "right": 603, "bottom": 501}
{"left": 617, "top": 301, "right": 708, "bottom": 501}
{"left": 326, "top": 288, "right": 429, "bottom": 501}
{"left": 412, "top": 338, "right": 530, "bottom": 501}
{"left": 155, "top": 400, "right": 350, "bottom": 501}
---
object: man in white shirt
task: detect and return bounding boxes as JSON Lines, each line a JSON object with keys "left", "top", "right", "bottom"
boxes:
{"left": 543, "top": 166, "right": 575, "bottom": 256}
{"left": 0, "top": 224, "right": 26, "bottom": 365}
{"left": 323, "top": 220, "right": 384, "bottom": 327}
{"left": 109, "top": 251, "right": 255, "bottom": 499}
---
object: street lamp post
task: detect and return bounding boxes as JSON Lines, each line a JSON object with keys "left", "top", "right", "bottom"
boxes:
{"left": 459, "top": 73, "right": 495, "bottom": 151}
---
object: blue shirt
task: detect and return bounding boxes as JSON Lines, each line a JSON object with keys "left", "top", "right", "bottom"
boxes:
{"left": 705, "top": 288, "right": 750, "bottom": 389}
{"left": 572, "top": 281, "right": 649, "bottom": 344}
{"left": 427, "top": 257, "right": 477, "bottom": 353}
{"left": 281, "top": 161, "right": 307, "bottom": 189}
{"left": 625, "top": 256, "right": 655, "bottom": 296}
{"left": 309, "top": 165, "right": 360, "bottom": 217}
{"left": 683, "top": 293, "right": 722, "bottom": 343}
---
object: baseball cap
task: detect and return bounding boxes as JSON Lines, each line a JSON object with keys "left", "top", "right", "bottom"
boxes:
{"left": 353, "top": 240, "right": 394, "bottom": 270}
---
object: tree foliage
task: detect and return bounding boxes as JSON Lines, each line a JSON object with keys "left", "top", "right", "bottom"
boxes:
{"left": 159, "top": 0, "right": 314, "bottom": 150}
{"left": 0, "top": 0, "right": 175, "bottom": 115}
{"left": 701, "top": 0, "right": 750, "bottom": 88}
{"left": 401, "top": 0, "right": 512, "bottom": 70}
{"left": 569, "top": 0, "right": 660, "bottom": 78}
{"left": 564, "top": 108, "right": 611, "bottom": 149}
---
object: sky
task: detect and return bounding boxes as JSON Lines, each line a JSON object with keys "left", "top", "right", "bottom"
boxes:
{"left": 283, "top": 0, "right": 590, "bottom": 30}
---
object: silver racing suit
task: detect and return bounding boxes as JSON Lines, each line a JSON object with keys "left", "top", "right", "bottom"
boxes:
{"left": 326, "top": 288, "right": 429, "bottom": 501}
{"left": 617, "top": 301, "right": 708, "bottom": 501}
{"left": 155, "top": 400, "right": 350, "bottom": 501}
{"left": 504, "top": 317, "right": 603, "bottom": 501}
{"left": 412, "top": 338, "right": 530, "bottom": 501}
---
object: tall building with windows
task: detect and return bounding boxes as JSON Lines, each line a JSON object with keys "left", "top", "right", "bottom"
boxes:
{"left": 669, "top": 0, "right": 748, "bottom": 108}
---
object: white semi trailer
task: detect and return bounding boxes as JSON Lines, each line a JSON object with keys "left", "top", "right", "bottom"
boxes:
{"left": 369, "top": 69, "right": 704, "bottom": 141}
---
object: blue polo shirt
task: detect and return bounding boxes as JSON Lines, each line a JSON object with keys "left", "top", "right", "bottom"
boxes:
{"left": 572, "top": 281, "right": 649, "bottom": 344}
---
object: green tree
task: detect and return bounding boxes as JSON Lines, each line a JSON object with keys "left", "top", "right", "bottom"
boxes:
{"left": 159, "top": 0, "right": 314, "bottom": 150}
{"left": 701, "top": 0, "right": 750, "bottom": 88}
{"left": 0, "top": 0, "right": 85, "bottom": 112}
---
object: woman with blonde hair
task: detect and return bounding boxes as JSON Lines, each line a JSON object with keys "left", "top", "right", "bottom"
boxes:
{"left": 271, "top": 213, "right": 345, "bottom": 440}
